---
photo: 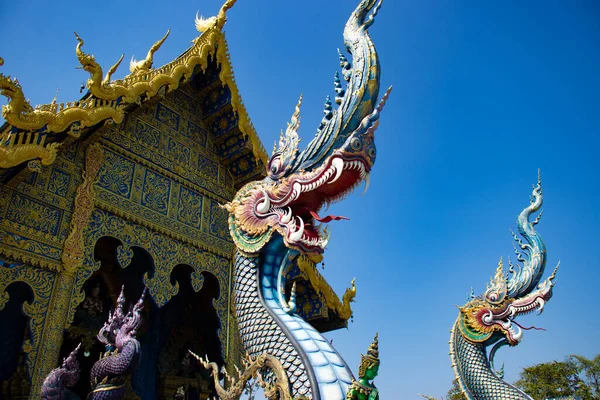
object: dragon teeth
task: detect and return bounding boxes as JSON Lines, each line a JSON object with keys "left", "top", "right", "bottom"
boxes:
{"left": 256, "top": 191, "right": 271, "bottom": 214}
{"left": 292, "top": 182, "right": 302, "bottom": 199}
{"left": 289, "top": 217, "right": 305, "bottom": 242}
{"left": 330, "top": 158, "right": 344, "bottom": 183}
{"left": 361, "top": 173, "right": 371, "bottom": 195}
{"left": 280, "top": 207, "right": 292, "bottom": 224}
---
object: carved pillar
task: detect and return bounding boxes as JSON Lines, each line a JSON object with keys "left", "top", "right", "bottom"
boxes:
{"left": 29, "top": 143, "right": 104, "bottom": 398}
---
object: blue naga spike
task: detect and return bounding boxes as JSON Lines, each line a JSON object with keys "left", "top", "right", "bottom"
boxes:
{"left": 323, "top": 96, "right": 333, "bottom": 119}
{"left": 288, "top": 281, "right": 297, "bottom": 314}
{"left": 337, "top": 48, "right": 352, "bottom": 81}
{"left": 507, "top": 256, "right": 522, "bottom": 277}
{"left": 317, "top": 96, "right": 333, "bottom": 133}
{"left": 512, "top": 241, "right": 526, "bottom": 263}
{"left": 498, "top": 364, "right": 505, "bottom": 380}
{"left": 507, "top": 257, "right": 515, "bottom": 274}
{"left": 363, "top": 0, "right": 384, "bottom": 29}
{"left": 510, "top": 228, "right": 532, "bottom": 256}
{"left": 334, "top": 71, "right": 345, "bottom": 104}
{"left": 532, "top": 209, "right": 544, "bottom": 226}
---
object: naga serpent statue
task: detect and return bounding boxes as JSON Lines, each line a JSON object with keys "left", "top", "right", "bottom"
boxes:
{"left": 450, "top": 173, "right": 559, "bottom": 400}
{"left": 41, "top": 344, "right": 82, "bottom": 400}
{"left": 222, "top": 0, "right": 390, "bottom": 398}
{"left": 88, "top": 287, "right": 146, "bottom": 399}
{"left": 40, "top": 287, "right": 146, "bottom": 400}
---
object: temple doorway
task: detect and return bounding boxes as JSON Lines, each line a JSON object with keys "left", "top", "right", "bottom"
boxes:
{"left": 0, "top": 281, "right": 33, "bottom": 399}
{"left": 58, "top": 236, "right": 224, "bottom": 399}
{"left": 149, "top": 266, "right": 223, "bottom": 400}
{"left": 58, "top": 236, "right": 154, "bottom": 398}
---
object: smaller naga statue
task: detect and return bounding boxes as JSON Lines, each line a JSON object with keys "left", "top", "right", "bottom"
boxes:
{"left": 88, "top": 287, "right": 147, "bottom": 399}
{"left": 450, "top": 173, "right": 559, "bottom": 400}
{"left": 346, "top": 334, "right": 380, "bottom": 400}
{"left": 41, "top": 344, "right": 82, "bottom": 400}
{"left": 40, "top": 286, "right": 146, "bottom": 400}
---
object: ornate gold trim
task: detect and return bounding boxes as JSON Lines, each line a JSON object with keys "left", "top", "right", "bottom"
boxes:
{"left": 0, "top": 231, "right": 63, "bottom": 272}
{"left": 129, "top": 29, "right": 170, "bottom": 75}
{"left": 0, "top": 131, "right": 60, "bottom": 169}
{"left": 61, "top": 143, "right": 104, "bottom": 273}
{"left": 190, "top": 351, "right": 292, "bottom": 400}
{"left": 213, "top": 34, "right": 268, "bottom": 168}
{"left": 0, "top": 68, "right": 124, "bottom": 133}
{"left": 296, "top": 254, "right": 356, "bottom": 320}
{"left": 0, "top": 0, "right": 268, "bottom": 171}
{"left": 99, "top": 138, "right": 235, "bottom": 204}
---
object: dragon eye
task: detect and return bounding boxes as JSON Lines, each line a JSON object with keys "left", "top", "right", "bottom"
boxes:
{"left": 269, "top": 156, "right": 283, "bottom": 176}
{"left": 350, "top": 137, "right": 361, "bottom": 150}
{"left": 368, "top": 147, "right": 376, "bottom": 158}
{"left": 485, "top": 290, "right": 504, "bottom": 304}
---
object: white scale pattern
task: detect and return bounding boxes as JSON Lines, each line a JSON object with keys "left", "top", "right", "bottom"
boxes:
{"left": 235, "top": 253, "right": 312, "bottom": 396}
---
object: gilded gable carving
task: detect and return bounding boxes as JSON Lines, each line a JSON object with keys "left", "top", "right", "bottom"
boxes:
{"left": 155, "top": 103, "right": 180, "bottom": 131}
{"left": 141, "top": 169, "right": 171, "bottom": 215}
{"left": 97, "top": 149, "right": 135, "bottom": 198}
{"left": 47, "top": 168, "right": 71, "bottom": 198}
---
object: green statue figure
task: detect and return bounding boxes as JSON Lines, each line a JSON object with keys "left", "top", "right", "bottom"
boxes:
{"left": 346, "top": 333, "right": 380, "bottom": 400}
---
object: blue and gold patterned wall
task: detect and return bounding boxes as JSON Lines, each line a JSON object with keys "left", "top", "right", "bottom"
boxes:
{"left": 0, "top": 61, "right": 257, "bottom": 396}
{"left": 0, "top": 137, "right": 86, "bottom": 395}
{"left": 82, "top": 78, "right": 246, "bottom": 357}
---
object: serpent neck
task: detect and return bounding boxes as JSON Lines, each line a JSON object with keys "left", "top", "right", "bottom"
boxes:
{"left": 234, "top": 236, "right": 353, "bottom": 399}
{"left": 450, "top": 321, "right": 532, "bottom": 400}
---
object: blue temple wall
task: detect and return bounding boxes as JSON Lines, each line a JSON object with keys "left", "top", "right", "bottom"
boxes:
{"left": 0, "top": 75, "right": 246, "bottom": 398}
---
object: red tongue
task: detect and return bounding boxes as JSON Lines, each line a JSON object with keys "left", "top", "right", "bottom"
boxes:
{"left": 309, "top": 210, "right": 349, "bottom": 223}
{"left": 511, "top": 320, "right": 546, "bottom": 331}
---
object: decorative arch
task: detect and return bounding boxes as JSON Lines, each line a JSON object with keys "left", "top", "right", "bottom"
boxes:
{"left": 0, "top": 264, "right": 54, "bottom": 380}
{"left": 132, "top": 266, "right": 225, "bottom": 398}
{"left": 68, "top": 209, "right": 230, "bottom": 341}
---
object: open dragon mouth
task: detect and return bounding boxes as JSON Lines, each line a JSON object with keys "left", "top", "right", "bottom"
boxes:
{"left": 486, "top": 289, "right": 552, "bottom": 345}
{"left": 255, "top": 152, "right": 370, "bottom": 252}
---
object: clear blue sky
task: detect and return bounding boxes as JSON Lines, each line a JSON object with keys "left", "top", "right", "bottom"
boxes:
{"left": 2, "top": 1, "right": 599, "bottom": 398}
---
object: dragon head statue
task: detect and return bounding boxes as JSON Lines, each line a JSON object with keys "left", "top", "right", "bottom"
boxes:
{"left": 97, "top": 286, "right": 146, "bottom": 350}
{"left": 457, "top": 173, "right": 559, "bottom": 348}
{"left": 60, "top": 343, "right": 82, "bottom": 387}
{"left": 114, "top": 288, "right": 146, "bottom": 349}
{"left": 224, "top": 0, "right": 391, "bottom": 254}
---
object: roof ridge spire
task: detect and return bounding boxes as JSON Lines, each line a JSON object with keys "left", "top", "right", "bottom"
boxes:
{"left": 195, "top": 0, "right": 237, "bottom": 33}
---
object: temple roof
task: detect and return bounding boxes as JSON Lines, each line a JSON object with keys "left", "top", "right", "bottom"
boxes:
{"left": 0, "top": 0, "right": 353, "bottom": 333}
{"left": 0, "top": 0, "right": 267, "bottom": 186}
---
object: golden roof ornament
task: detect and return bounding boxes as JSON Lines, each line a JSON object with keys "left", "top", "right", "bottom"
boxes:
{"left": 129, "top": 29, "right": 170, "bottom": 75}
{"left": 195, "top": 0, "right": 237, "bottom": 33}
{"left": 0, "top": 0, "right": 268, "bottom": 172}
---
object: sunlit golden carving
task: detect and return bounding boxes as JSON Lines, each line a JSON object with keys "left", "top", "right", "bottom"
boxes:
{"left": 297, "top": 254, "right": 356, "bottom": 320}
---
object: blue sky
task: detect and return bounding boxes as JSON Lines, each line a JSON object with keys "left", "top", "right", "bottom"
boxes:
{"left": 2, "top": 0, "right": 599, "bottom": 398}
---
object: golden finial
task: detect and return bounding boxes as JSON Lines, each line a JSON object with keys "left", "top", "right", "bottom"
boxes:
{"left": 52, "top": 88, "right": 60, "bottom": 105}
{"left": 0, "top": 57, "right": 4, "bottom": 66}
{"left": 216, "top": 0, "right": 237, "bottom": 30}
{"left": 195, "top": 0, "right": 237, "bottom": 33}
{"left": 129, "top": 29, "right": 170, "bottom": 74}
{"left": 103, "top": 54, "right": 124, "bottom": 84}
